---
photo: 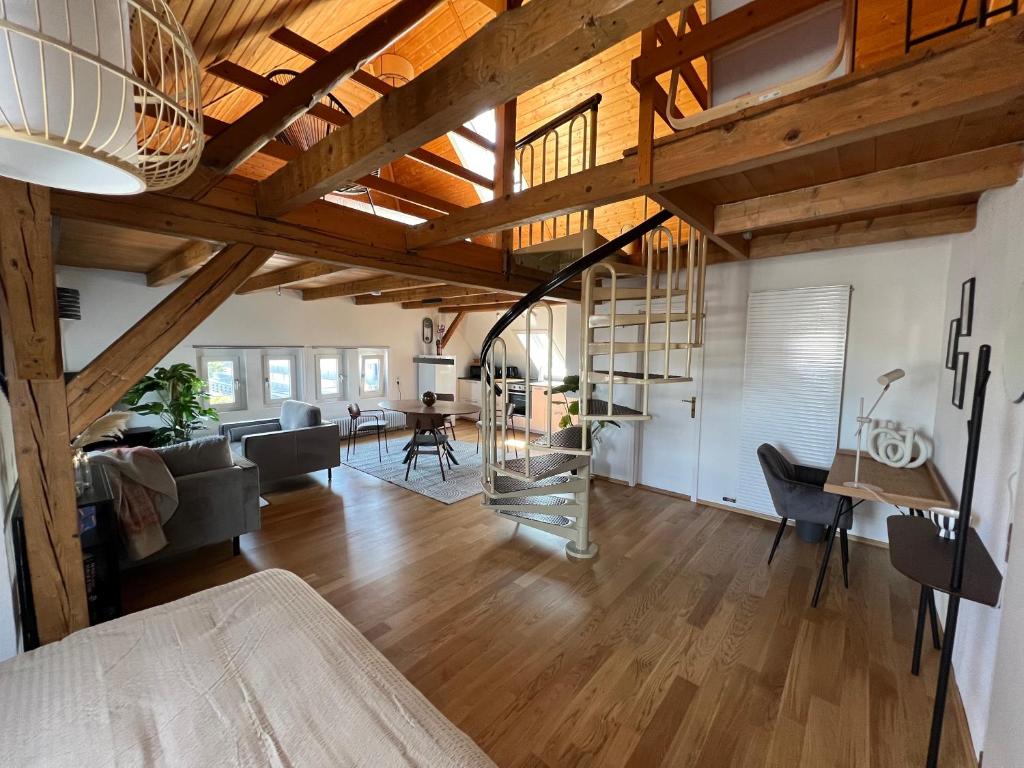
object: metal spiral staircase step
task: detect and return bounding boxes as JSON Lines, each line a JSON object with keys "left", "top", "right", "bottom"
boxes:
{"left": 487, "top": 494, "right": 572, "bottom": 507}
{"left": 497, "top": 452, "right": 590, "bottom": 481}
{"left": 582, "top": 398, "right": 644, "bottom": 417}
{"left": 530, "top": 426, "right": 585, "bottom": 451}
{"left": 495, "top": 509, "right": 576, "bottom": 529}
{"left": 588, "top": 312, "right": 700, "bottom": 328}
{"left": 587, "top": 341, "right": 699, "bottom": 354}
{"left": 587, "top": 370, "right": 693, "bottom": 385}
{"left": 492, "top": 475, "right": 574, "bottom": 494}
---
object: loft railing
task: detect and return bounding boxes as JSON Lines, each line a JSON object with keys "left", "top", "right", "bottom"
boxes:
{"left": 513, "top": 94, "right": 601, "bottom": 250}
{"left": 905, "top": 0, "right": 1019, "bottom": 51}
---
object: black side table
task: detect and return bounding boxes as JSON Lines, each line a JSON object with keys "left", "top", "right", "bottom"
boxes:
{"left": 77, "top": 463, "right": 121, "bottom": 626}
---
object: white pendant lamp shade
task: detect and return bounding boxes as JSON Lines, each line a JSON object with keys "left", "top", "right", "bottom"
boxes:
{"left": 0, "top": 0, "right": 203, "bottom": 194}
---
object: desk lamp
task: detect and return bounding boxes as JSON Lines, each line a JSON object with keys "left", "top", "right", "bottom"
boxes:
{"left": 845, "top": 368, "right": 905, "bottom": 490}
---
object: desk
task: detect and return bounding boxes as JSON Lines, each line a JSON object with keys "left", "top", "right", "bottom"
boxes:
{"left": 824, "top": 449, "right": 952, "bottom": 510}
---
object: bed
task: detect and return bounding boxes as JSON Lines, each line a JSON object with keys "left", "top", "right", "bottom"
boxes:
{"left": 0, "top": 569, "right": 496, "bottom": 767}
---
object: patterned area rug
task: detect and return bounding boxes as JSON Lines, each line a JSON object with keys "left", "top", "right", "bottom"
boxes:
{"left": 341, "top": 437, "right": 483, "bottom": 504}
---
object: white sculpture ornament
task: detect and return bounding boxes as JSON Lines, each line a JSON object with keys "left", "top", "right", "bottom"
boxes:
{"left": 866, "top": 421, "right": 932, "bottom": 469}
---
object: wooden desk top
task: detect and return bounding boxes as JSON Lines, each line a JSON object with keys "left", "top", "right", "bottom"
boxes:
{"left": 825, "top": 449, "right": 953, "bottom": 511}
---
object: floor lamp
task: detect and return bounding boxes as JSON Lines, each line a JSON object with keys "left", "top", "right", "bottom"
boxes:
{"left": 845, "top": 368, "right": 905, "bottom": 490}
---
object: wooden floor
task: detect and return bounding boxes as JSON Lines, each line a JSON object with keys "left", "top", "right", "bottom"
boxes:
{"left": 124, "top": 424, "right": 976, "bottom": 768}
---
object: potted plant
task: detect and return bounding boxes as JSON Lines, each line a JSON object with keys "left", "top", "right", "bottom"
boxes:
{"left": 546, "top": 374, "right": 620, "bottom": 443}
{"left": 123, "top": 363, "right": 219, "bottom": 446}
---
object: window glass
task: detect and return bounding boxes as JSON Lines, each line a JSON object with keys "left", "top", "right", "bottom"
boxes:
{"left": 263, "top": 354, "right": 298, "bottom": 403}
{"left": 206, "top": 359, "right": 237, "bottom": 406}
{"left": 316, "top": 355, "right": 341, "bottom": 399}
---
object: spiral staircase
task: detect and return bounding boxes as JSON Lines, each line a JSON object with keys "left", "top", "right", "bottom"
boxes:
{"left": 479, "top": 211, "right": 707, "bottom": 558}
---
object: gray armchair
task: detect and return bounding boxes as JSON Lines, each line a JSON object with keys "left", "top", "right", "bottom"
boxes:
{"left": 221, "top": 400, "right": 340, "bottom": 486}
{"left": 125, "top": 435, "right": 261, "bottom": 566}
{"left": 757, "top": 443, "right": 853, "bottom": 607}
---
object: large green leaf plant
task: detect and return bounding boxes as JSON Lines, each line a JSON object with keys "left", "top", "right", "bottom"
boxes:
{"left": 122, "top": 363, "right": 219, "bottom": 446}
{"left": 546, "top": 374, "right": 619, "bottom": 443}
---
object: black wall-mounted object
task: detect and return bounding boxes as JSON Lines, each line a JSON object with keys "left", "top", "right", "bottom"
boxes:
{"left": 946, "top": 277, "right": 977, "bottom": 409}
{"left": 422, "top": 317, "right": 434, "bottom": 344}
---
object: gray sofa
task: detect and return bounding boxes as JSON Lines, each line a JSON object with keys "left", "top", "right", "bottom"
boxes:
{"left": 220, "top": 400, "right": 340, "bottom": 486}
{"left": 126, "top": 435, "right": 261, "bottom": 566}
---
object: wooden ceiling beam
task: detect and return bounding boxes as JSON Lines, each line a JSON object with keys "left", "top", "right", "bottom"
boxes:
{"left": 748, "top": 204, "right": 978, "bottom": 259}
{"left": 409, "top": 16, "right": 1024, "bottom": 249}
{"left": 205, "top": 61, "right": 492, "bottom": 190}
{"left": 202, "top": 114, "right": 463, "bottom": 216}
{"left": 355, "top": 285, "right": 490, "bottom": 305}
{"left": 436, "top": 300, "right": 519, "bottom": 312}
{"left": 715, "top": 143, "right": 1024, "bottom": 235}
{"left": 652, "top": 187, "right": 748, "bottom": 260}
{"left": 67, "top": 245, "right": 273, "bottom": 436}
{"left": 403, "top": 291, "right": 517, "bottom": 309}
{"left": 199, "top": 0, "right": 445, "bottom": 181}
{"left": 255, "top": 0, "right": 695, "bottom": 217}
{"left": 269, "top": 26, "right": 495, "bottom": 153}
{"left": 146, "top": 241, "right": 216, "bottom": 286}
{"left": 52, "top": 180, "right": 579, "bottom": 299}
{"left": 302, "top": 275, "right": 441, "bottom": 301}
{"left": 236, "top": 262, "right": 350, "bottom": 294}
{"left": 438, "top": 311, "right": 465, "bottom": 352}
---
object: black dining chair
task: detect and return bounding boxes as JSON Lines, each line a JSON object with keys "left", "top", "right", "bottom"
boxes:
{"left": 346, "top": 403, "right": 388, "bottom": 461}
{"left": 435, "top": 393, "right": 458, "bottom": 441}
{"left": 757, "top": 443, "right": 853, "bottom": 607}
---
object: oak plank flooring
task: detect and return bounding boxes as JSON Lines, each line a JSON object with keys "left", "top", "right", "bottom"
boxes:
{"left": 123, "top": 424, "right": 976, "bottom": 768}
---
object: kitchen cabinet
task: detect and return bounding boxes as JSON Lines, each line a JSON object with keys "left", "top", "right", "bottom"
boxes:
{"left": 457, "top": 378, "right": 482, "bottom": 421}
{"left": 529, "top": 383, "right": 576, "bottom": 434}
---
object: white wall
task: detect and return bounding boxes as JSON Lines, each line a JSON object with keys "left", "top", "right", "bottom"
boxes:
{"left": 928, "top": 180, "right": 1024, "bottom": 757}
{"left": 0, "top": 390, "right": 20, "bottom": 661}
{"left": 56, "top": 267, "right": 435, "bottom": 428}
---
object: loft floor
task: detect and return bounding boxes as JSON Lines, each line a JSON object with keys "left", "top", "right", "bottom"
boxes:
{"left": 123, "top": 424, "right": 975, "bottom": 768}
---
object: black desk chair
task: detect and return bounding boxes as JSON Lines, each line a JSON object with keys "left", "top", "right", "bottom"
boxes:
{"left": 346, "top": 404, "right": 388, "bottom": 461}
{"left": 757, "top": 443, "right": 853, "bottom": 607}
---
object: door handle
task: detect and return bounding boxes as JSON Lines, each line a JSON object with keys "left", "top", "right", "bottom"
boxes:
{"left": 684, "top": 396, "right": 697, "bottom": 418}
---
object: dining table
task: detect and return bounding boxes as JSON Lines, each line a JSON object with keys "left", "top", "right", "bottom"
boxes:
{"left": 378, "top": 399, "right": 480, "bottom": 474}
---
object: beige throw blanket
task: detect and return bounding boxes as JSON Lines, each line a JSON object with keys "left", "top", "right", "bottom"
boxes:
{"left": 91, "top": 447, "right": 178, "bottom": 560}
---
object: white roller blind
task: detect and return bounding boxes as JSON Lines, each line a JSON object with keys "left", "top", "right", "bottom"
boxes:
{"left": 737, "top": 285, "right": 851, "bottom": 514}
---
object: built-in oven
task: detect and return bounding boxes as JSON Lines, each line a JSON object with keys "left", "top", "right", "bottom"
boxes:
{"left": 505, "top": 380, "right": 528, "bottom": 416}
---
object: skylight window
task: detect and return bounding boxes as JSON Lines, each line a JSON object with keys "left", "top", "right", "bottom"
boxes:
{"left": 449, "top": 110, "right": 497, "bottom": 202}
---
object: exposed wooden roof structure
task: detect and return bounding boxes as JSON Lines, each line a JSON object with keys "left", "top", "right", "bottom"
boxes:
{"left": 5, "top": 0, "right": 1024, "bottom": 647}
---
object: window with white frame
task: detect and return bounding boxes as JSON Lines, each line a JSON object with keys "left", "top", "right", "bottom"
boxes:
{"left": 359, "top": 351, "right": 386, "bottom": 398}
{"left": 198, "top": 350, "right": 246, "bottom": 412}
{"left": 315, "top": 351, "right": 343, "bottom": 401}
{"left": 262, "top": 351, "right": 299, "bottom": 405}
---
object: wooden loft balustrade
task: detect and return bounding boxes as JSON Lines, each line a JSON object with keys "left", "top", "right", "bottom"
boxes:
{"left": 905, "top": 0, "right": 1020, "bottom": 52}
{"left": 409, "top": 14, "right": 1024, "bottom": 265}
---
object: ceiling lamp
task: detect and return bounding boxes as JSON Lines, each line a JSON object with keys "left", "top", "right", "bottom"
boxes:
{"left": 0, "top": 0, "right": 203, "bottom": 195}
{"left": 374, "top": 53, "right": 414, "bottom": 89}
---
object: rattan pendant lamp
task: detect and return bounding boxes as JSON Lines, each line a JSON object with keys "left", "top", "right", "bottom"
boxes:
{"left": 0, "top": 0, "right": 203, "bottom": 194}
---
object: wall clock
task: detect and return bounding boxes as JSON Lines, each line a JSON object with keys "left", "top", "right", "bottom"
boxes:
{"left": 422, "top": 317, "right": 434, "bottom": 345}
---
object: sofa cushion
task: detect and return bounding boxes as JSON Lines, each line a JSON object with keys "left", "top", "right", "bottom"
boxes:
{"left": 226, "top": 421, "right": 281, "bottom": 443}
{"left": 281, "top": 400, "right": 321, "bottom": 430}
{"left": 155, "top": 435, "right": 233, "bottom": 477}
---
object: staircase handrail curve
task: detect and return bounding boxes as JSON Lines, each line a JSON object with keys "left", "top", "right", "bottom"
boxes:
{"left": 481, "top": 209, "right": 673, "bottom": 367}
{"left": 515, "top": 93, "right": 603, "bottom": 150}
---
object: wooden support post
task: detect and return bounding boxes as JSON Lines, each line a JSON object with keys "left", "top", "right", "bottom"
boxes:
{"left": 494, "top": 0, "right": 522, "bottom": 265}
{"left": 66, "top": 244, "right": 272, "bottom": 436}
{"left": 637, "top": 26, "right": 659, "bottom": 187}
{"left": 0, "top": 180, "right": 88, "bottom": 642}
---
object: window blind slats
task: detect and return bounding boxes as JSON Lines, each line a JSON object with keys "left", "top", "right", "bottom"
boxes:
{"left": 737, "top": 285, "right": 851, "bottom": 515}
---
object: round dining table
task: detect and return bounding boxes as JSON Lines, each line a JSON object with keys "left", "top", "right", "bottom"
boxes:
{"left": 379, "top": 399, "right": 480, "bottom": 475}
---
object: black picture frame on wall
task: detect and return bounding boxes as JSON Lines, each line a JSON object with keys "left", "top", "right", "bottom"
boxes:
{"left": 953, "top": 351, "right": 970, "bottom": 409}
{"left": 960, "top": 277, "right": 976, "bottom": 337}
{"left": 946, "top": 317, "right": 961, "bottom": 371}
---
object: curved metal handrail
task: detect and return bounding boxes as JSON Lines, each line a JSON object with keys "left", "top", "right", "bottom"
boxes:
{"left": 481, "top": 209, "right": 673, "bottom": 368}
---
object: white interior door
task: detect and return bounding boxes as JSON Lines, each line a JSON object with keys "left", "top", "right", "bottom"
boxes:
{"left": 639, "top": 318, "right": 703, "bottom": 498}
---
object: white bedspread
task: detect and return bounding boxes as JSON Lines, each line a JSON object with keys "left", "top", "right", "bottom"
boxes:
{"left": 0, "top": 569, "right": 496, "bottom": 767}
